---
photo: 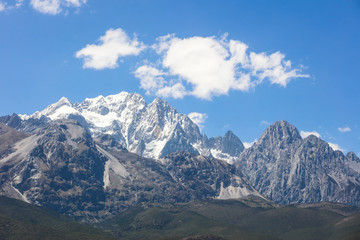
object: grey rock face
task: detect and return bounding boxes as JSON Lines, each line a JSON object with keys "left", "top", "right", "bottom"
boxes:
{"left": 0, "top": 113, "right": 48, "bottom": 133}
{"left": 206, "top": 130, "right": 245, "bottom": 159}
{"left": 0, "top": 121, "right": 257, "bottom": 222}
{"left": 0, "top": 123, "right": 30, "bottom": 158}
{"left": 161, "top": 152, "right": 260, "bottom": 200}
{"left": 237, "top": 120, "right": 360, "bottom": 206}
{"left": 347, "top": 151, "right": 360, "bottom": 163}
{"left": 0, "top": 120, "right": 107, "bottom": 220}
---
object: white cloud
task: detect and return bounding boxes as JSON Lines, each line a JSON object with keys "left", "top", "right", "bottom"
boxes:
{"left": 134, "top": 65, "right": 166, "bottom": 94}
{"left": 328, "top": 142, "right": 343, "bottom": 152}
{"left": 75, "top": 28, "right": 145, "bottom": 70}
{"left": 15, "top": 0, "right": 24, "bottom": 7}
{"left": 243, "top": 139, "right": 257, "bottom": 149}
{"left": 156, "top": 83, "right": 187, "bottom": 99}
{"left": 300, "top": 130, "right": 321, "bottom": 139}
{"left": 260, "top": 120, "right": 271, "bottom": 126}
{"left": 135, "top": 34, "right": 308, "bottom": 100}
{"left": 0, "top": 2, "right": 5, "bottom": 11}
{"left": 30, "top": 0, "right": 86, "bottom": 15}
{"left": 338, "top": 126, "right": 351, "bottom": 133}
{"left": 188, "top": 112, "right": 208, "bottom": 130}
{"left": 0, "top": 0, "right": 23, "bottom": 11}
{"left": 31, "top": 0, "right": 61, "bottom": 15}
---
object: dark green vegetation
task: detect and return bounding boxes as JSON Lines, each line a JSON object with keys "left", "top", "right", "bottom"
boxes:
{"left": 1, "top": 196, "right": 360, "bottom": 240}
{"left": 0, "top": 197, "right": 115, "bottom": 240}
{"left": 98, "top": 196, "right": 360, "bottom": 240}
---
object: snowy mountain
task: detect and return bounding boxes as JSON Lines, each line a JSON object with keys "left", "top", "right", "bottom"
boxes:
{"left": 236, "top": 120, "right": 360, "bottom": 206}
{"left": 19, "top": 92, "right": 244, "bottom": 163}
{"left": 0, "top": 120, "right": 258, "bottom": 222}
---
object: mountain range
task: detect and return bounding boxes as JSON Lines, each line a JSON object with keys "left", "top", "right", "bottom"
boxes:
{"left": 0, "top": 91, "right": 359, "bottom": 223}
{"left": 18, "top": 92, "right": 244, "bottom": 163}
{"left": 0, "top": 117, "right": 258, "bottom": 222}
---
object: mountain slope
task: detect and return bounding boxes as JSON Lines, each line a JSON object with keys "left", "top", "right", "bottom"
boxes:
{"left": 236, "top": 120, "right": 360, "bottom": 206}
{"left": 15, "top": 92, "right": 244, "bottom": 163}
{"left": 0, "top": 121, "right": 258, "bottom": 222}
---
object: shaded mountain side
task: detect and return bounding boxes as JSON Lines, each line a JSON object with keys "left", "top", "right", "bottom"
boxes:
{"left": 0, "top": 119, "right": 107, "bottom": 221}
{"left": 0, "top": 122, "right": 30, "bottom": 158}
{"left": 236, "top": 120, "right": 360, "bottom": 206}
{"left": 160, "top": 152, "right": 260, "bottom": 200}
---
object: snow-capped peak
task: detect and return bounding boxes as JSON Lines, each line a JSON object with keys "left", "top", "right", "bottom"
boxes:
{"left": 20, "top": 91, "right": 245, "bottom": 163}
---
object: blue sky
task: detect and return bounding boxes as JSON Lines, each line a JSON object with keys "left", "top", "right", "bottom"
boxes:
{"left": 1, "top": 0, "right": 359, "bottom": 155}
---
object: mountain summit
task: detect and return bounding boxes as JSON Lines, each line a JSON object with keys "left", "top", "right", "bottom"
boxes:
{"left": 237, "top": 121, "right": 360, "bottom": 206}
{"left": 19, "top": 92, "right": 245, "bottom": 163}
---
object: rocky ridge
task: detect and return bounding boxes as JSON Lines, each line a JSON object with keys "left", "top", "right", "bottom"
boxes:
{"left": 236, "top": 120, "right": 360, "bottom": 206}
{"left": 0, "top": 120, "right": 257, "bottom": 222}
{"left": 16, "top": 92, "right": 244, "bottom": 163}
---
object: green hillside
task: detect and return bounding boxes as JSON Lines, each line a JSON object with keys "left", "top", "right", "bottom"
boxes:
{"left": 98, "top": 197, "right": 360, "bottom": 240}
{"left": 0, "top": 196, "right": 115, "bottom": 240}
{"left": 1, "top": 196, "right": 359, "bottom": 240}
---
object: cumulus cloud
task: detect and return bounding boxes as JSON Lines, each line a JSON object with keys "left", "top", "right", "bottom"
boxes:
{"left": 328, "top": 142, "right": 343, "bottom": 152}
{"left": 243, "top": 139, "right": 257, "bottom": 149}
{"left": 30, "top": 0, "right": 86, "bottom": 15}
{"left": 75, "top": 28, "right": 145, "bottom": 70}
{"left": 300, "top": 130, "right": 321, "bottom": 139}
{"left": 338, "top": 126, "right": 351, "bottom": 133}
{"left": 188, "top": 112, "right": 208, "bottom": 130}
{"left": 135, "top": 34, "right": 308, "bottom": 100}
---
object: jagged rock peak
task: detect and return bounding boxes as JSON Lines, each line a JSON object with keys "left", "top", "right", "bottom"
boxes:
{"left": 15, "top": 91, "right": 245, "bottom": 163}
{"left": 259, "top": 120, "right": 301, "bottom": 145}
{"left": 221, "top": 130, "right": 245, "bottom": 155}
{"left": 149, "top": 97, "right": 176, "bottom": 111}
{"left": 48, "top": 96, "right": 72, "bottom": 109}
{"left": 347, "top": 151, "right": 360, "bottom": 162}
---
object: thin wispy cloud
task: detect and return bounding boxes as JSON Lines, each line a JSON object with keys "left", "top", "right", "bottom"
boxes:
{"left": 30, "top": 0, "right": 87, "bottom": 15}
{"left": 135, "top": 34, "right": 309, "bottom": 100}
{"left": 328, "top": 142, "right": 343, "bottom": 152}
{"left": 260, "top": 120, "right": 271, "bottom": 126}
{"left": 0, "top": 0, "right": 83, "bottom": 14}
{"left": 300, "top": 130, "right": 321, "bottom": 139}
{"left": 338, "top": 126, "right": 351, "bottom": 133}
{"left": 188, "top": 112, "right": 208, "bottom": 131}
{"left": 243, "top": 139, "right": 257, "bottom": 149}
{"left": 30, "top": 0, "right": 86, "bottom": 15}
{"left": 0, "top": 2, "right": 5, "bottom": 11}
{"left": 0, "top": 0, "right": 23, "bottom": 11}
{"left": 76, "top": 28, "right": 145, "bottom": 70}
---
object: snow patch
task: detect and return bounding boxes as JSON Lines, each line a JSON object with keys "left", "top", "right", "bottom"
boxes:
{"left": 48, "top": 105, "right": 80, "bottom": 120}
{"left": 11, "top": 185, "right": 30, "bottom": 203}
{"left": 210, "top": 148, "right": 237, "bottom": 164}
